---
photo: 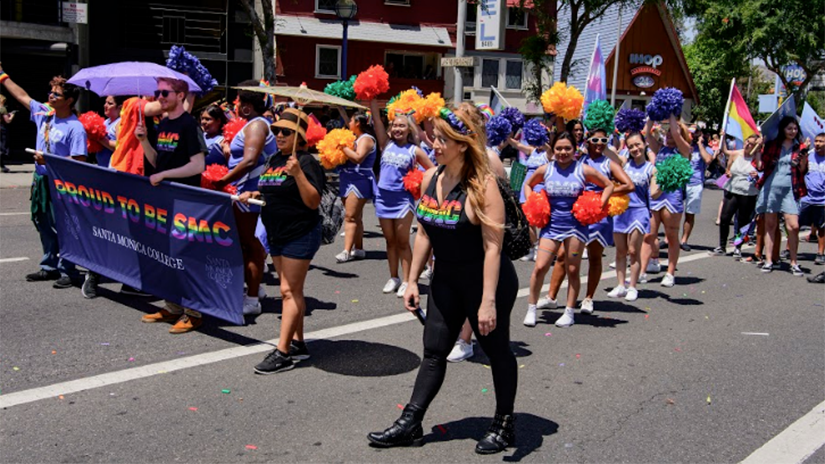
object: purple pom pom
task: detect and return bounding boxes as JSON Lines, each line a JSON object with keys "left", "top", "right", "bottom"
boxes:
{"left": 646, "top": 88, "right": 683, "bottom": 121}
{"left": 486, "top": 116, "right": 512, "bottom": 147}
{"left": 615, "top": 108, "right": 646, "bottom": 133}
{"left": 523, "top": 118, "right": 549, "bottom": 147}
{"left": 166, "top": 45, "right": 217, "bottom": 95}
{"left": 500, "top": 107, "right": 524, "bottom": 132}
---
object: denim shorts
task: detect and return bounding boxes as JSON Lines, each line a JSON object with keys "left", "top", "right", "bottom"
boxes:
{"left": 268, "top": 222, "right": 322, "bottom": 260}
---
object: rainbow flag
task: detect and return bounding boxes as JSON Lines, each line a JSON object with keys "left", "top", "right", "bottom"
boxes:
{"left": 724, "top": 82, "right": 758, "bottom": 142}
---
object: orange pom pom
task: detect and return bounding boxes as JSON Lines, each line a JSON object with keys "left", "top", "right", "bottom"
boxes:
{"left": 223, "top": 118, "right": 247, "bottom": 144}
{"left": 403, "top": 168, "right": 424, "bottom": 200}
{"left": 414, "top": 92, "right": 445, "bottom": 121}
{"left": 317, "top": 128, "right": 356, "bottom": 169}
{"left": 522, "top": 191, "right": 551, "bottom": 228}
{"left": 607, "top": 194, "right": 630, "bottom": 217}
{"left": 200, "top": 164, "right": 236, "bottom": 194}
{"left": 79, "top": 112, "right": 107, "bottom": 153}
{"left": 354, "top": 65, "right": 390, "bottom": 101}
{"left": 305, "top": 116, "right": 327, "bottom": 147}
{"left": 540, "top": 82, "right": 584, "bottom": 121}
{"left": 572, "top": 191, "right": 608, "bottom": 225}
{"left": 387, "top": 89, "right": 422, "bottom": 122}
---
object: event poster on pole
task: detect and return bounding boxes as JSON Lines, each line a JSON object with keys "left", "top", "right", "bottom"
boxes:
{"left": 45, "top": 155, "right": 246, "bottom": 325}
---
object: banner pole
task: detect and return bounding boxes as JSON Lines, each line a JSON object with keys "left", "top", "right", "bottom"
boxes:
{"left": 722, "top": 77, "right": 735, "bottom": 135}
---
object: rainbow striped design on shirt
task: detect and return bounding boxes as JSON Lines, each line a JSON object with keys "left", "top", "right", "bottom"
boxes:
{"left": 258, "top": 166, "right": 288, "bottom": 187}
{"left": 157, "top": 132, "right": 179, "bottom": 152}
{"left": 416, "top": 194, "right": 461, "bottom": 229}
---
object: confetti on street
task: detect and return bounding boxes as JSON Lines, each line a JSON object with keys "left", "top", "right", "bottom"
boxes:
{"left": 245, "top": 445, "right": 258, "bottom": 450}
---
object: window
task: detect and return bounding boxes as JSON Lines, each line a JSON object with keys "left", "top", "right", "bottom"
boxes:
{"left": 460, "top": 66, "right": 475, "bottom": 87}
{"left": 505, "top": 60, "right": 523, "bottom": 89}
{"left": 506, "top": 7, "right": 528, "bottom": 29}
{"left": 385, "top": 52, "right": 429, "bottom": 79}
{"left": 316, "top": 45, "right": 341, "bottom": 79}
{"left": 481, "top": 59, "right": 499, "bottom": 88}
{"left": 465, "top": 4, "right": 477, "bottom": 35}
{"left": 162, "top": 15, "right": 185, "bottom": 44}
{"left": 316, "top": 0, "right": 337, "bottom": 13}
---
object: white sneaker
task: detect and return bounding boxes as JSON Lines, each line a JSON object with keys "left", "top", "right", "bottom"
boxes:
{"left": 351, "top": 249, "right": 366, "bottom": 259}
{"left": 383, "top": 277, "right": 401, "bottom": 294}
{"left": 447, "top": 339, "right": 474, "bottom": 362}
{"left": 607, "top": 285, "right": 627, "bottom": 298}
{"left": 537, "top": 297, "right": 557, "bottom": 309}
{"left": 336, "top": 250, "right": 353, "bottom": 263}
{"left": 646, "top": 260, "right": 661, "bottom": 273}
{"left": 582, "top": 249, "right": 589, "bottom": 259}
{"left": 609, "top": 261, "right": 617, "bottom": 269}
{"left": 624, "top": 287, "right": 639, "bottom": 301}
{"left": 661, "top": 273, "right": 675, "bottom": 287}
{"left": 523, "top": 305, "right": 537, "bottom": 327}
{"left": 519, "top": 247, "right": 536, "bottom": 262}
{"left": 580, "top": 298, "right": 595, "bottom": 314}
{"left": 243, "top": 296, "right": 262, "bottom": 316}
{"left": 258, "top": 286, "right": 267, "bottom": 299}
{"left": 396, "top": 282, "right": 408, "bottom": 298}
{"left": 555, "top": 308, "right": 575, "bottom": 327}
{"left": 339, "top": 230, "right": 346, "bottom": 237}
{"left": 420, "top": 266, "right": 433, "bottom": 281}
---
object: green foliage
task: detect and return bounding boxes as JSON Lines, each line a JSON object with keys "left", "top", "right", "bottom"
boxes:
{"left": 683, "top": 38, "right": 748, "bottom": 125}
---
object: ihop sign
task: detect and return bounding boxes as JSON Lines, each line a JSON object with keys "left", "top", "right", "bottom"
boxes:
{"left": 629, "top": 53, "right": 663, "bottom": 88}
{"left": 629, "top": 54, "right": 663, "bottom": 68}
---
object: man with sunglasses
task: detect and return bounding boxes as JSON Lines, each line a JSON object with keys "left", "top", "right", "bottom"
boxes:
{"left": 0, "top": 64, "right": 87, "bottom": 288}
{"left": 135, "top": 77, "right": 207, "bottom": 334}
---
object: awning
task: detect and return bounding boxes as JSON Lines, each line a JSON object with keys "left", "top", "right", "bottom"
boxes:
{"left": 275, "top": 16, "right": 453, "bottom": 48}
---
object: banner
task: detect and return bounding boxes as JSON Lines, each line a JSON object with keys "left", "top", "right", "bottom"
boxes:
{"left": 489, "top": 85, "right": 511, "bottom": 114}
{"left": 45, "top": 155, "right": 245, "bottom": 325}
{"left": 800, "top": 102, "right": 825, "bottom": 143}
{"left": 583, "top": 34, "right": 607, "bottom": 116}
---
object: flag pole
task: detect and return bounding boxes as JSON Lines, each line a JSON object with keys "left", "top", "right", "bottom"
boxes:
{"left": 721, "top": 77, "right": 735, "bottom": 135}
{"left": 610, "top": 8, "right": 622, "bottom": 106}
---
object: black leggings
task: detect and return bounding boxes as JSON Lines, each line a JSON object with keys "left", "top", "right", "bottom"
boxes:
{"left": 409, "top": 257, "right": 519, "bottom": 415}
{"left": 719, "top": 191, "right": 757, "bottom": 248}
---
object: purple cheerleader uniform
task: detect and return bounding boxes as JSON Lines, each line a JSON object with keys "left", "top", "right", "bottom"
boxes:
{"left": 519, "top": 148, "right": 549, "bottom": 204}
{"left": 339, "top": 133, "right": 378, "bottom": 199}
{"left": 229, "top": 117, "right": 278, "bottom": 213}
{"left": 650, "top": 146, "right": 684, "bottom": 214}
{"left": 375, "top": 141, "right": 417, "bottom": 219}
{"left": 581, "top": 154, "right": 614, "bottom": 247}
{"left": 614, "top": 158, "right": 653, "bottom": 235}
{"left": 540, "top": 161, "right": 589, "bottom": 243}
{"left": 418, "top": 141, "right": 437, "bottom": 172}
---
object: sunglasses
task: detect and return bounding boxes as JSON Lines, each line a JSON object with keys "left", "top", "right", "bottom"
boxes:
{"left": 273, "top": 127, "right": 294, "bottom": 137}
{"left": 589, "top": 137, "right": 609, "bottom": 144}
{"left": 49, "top": 91, "right": 64, "bottom": 98}
{"left": 153, "top": 89, "right": 178, "bottom": 98}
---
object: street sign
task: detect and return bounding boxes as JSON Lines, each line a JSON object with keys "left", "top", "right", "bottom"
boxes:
{"left": 62, "top": 2, "right": 88, "bottom": 24}
{"left": 475, "top": 0, "right": 506, "bottom": 51}
{"left": 441, "top": 57, "right": 475, "bottom": 67}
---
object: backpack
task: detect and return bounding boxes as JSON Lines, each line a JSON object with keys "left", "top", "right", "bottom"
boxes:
{"left": 495, "top": 176, "right": 532, "bottom": 260}
{"left": 319, "top": 181, "right": 344, "bottom": 245}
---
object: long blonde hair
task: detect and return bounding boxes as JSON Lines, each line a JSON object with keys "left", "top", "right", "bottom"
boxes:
{"left": 432, "top": 107, "right": 500, "bottom": 228}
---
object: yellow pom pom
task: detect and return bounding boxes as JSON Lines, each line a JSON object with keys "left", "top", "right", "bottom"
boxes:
{"left": 607, "top": 194, "right": 630, "bottom": 217}
{"left": 317, "top": 128, "right": 356, "bottom": 169}
{"left": 415, "top": 92, "right": 445, "bottom": 120}
{"left": 387, "top": 89, "right": 423, "bottom": 122}
{"left": 540, "top": 82, "right": 584, "bottom": 121}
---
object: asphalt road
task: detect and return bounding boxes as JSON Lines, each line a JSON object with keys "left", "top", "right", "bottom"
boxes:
{"left": 1, "top": 179, "right": 824, "bottom": 463}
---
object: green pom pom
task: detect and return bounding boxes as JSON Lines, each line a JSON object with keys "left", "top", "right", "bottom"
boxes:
{"left": 583, "top": 100, "right": 615, "bottom": 134}
{"left": 655, "top": 155, "right": 693, "bottom": 192}
{"left": 324, "top": 75, "right": 357, "bottom": 101}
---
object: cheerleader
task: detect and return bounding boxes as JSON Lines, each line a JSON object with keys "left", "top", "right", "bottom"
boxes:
{"left": 640, "top": 114, "right": 693, "bottom": 287}
{"left": 578, "top": 129, "right": 634, "bottom": 313}
{"left": 370, "top": 100, "right": 435, "bottom": 297}
{"left": 509, "top": 123, "right": 551, "bottom": 262}
{"left": 523, "top": 132, "right": 614, "bottom": 328}
{"left": 610, "top": 132, "right": 660, "bottom": 301}
{"left": 200, "top": 104, "right": 228, "bottom": 166}
{"left": 336, "top": 111, "right": 378, "bottom": 263}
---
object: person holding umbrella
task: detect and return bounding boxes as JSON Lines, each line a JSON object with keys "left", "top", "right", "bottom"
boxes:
{"left": 0, "top": 64, "right": 87, "bottom": 288}
{"left": 135, "top": 77, "right": 207, "bottom": 334}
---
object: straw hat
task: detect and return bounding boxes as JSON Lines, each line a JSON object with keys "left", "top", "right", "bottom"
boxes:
{"left": 272, "top": 108, "right": 309, "bottom": 141}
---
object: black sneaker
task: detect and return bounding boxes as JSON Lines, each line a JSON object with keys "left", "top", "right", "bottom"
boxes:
{"left": 780, "top": 249, "right": 791, "bottom": 261}
{"left": 254, "top": 349, "right": 294, "bottom": 375}
{"left": 808, "top": 272, "right": 825, "bottom": 283}
{"left": 659, "top": 241, "right": 668, "bottom": 249}
{"left": 26, "top": 269, "right": 60, "bottom": 282}
{"left": 121, "top": 284, "right": 151, "bottom": 297}
{"left": 815, "top": 254, "right": 825, "bottom": 265}
{"left": 53, "top": 275, "right": 74, "bottom": 289}
{"left": 82, "top": 273, "right": 99, "bottom": 299}
{"left": 709, "top": 247, "right": 726, "bottom": 256}
{"left": 680, "top": 243, "right": 691, "bottom": 252}
{"left": 289, "top": 340, "right": 311, "bottom": 361}
{"left": 733, "top": 248, "right": 742, "bottom": 259}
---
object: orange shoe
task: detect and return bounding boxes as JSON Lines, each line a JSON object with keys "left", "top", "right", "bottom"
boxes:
{"left": 169, "top": 314, "right": 202, "bottom": 334}
{"left": 141, "top": 309, "right": 181, "bottom": 323}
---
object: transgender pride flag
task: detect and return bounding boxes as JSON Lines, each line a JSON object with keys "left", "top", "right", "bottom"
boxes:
{"left": 583, "top": 34, "right": 607, "bottom": 116}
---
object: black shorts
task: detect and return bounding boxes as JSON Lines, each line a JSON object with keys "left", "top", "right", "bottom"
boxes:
{"left": 800, "top": 203, "right": 825, "bottom": 229}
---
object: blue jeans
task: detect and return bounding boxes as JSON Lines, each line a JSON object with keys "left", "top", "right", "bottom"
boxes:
{"left": 31, "top": 175, "right": 77, "bottom": 277}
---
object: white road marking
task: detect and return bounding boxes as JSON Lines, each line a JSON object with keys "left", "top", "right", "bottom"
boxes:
{"left": 740, "top": 399, "right": 825, "bottom": 464}
{"left": 0, "top": 250, "right": 725, "bottom": 409}
{"left": 0, "top": 212, "right": 30, "bottom": 216}
{"left": 741, "top": 332, "right": 770, "bottom": 336}
{"left": 0, "top": 257, "right": 29, "bottom": 263}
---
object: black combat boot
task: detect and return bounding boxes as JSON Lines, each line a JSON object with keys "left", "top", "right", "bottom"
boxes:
{"left": 475, "top": 413, "right": 516, "bottom": 454}
{"left": 367, "top": 404, "right": 425, "bottom": 448}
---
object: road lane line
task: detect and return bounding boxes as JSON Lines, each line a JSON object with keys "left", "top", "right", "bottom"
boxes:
{"left": 0, "top": 257, "right": 29, "bottom": 263}
{"left": 0, "top": 248, "right": 732, "bottom": 409}
{"left": 740, "top": 399, "right": 825, "bottom": 464}
{"left": 0, "top": 212, "right": 30, "bottom": 216}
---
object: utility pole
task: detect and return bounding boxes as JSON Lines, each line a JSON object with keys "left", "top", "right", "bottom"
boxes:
{"left": 454, "top": 0, "right": 466, "bottom": 104}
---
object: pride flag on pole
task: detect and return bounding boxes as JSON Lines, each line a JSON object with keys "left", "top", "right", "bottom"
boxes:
{"left": 800, "top": 101, "right": 825, "bottom": 143}
{"left": 760, "top": 92, "right": 797, "bottom": 142}
{"left": 723, "top": 80, "right": 759, "bottom": 142}
{"left": 583, "top": 34, "right": 607, "bottom": 116}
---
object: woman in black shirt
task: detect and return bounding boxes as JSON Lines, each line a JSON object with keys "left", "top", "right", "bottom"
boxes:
{"left": 238, "top": 108, "right": 326, "bottom": 375}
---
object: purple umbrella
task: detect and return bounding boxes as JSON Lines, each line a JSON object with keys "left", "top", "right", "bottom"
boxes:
{"left": 67, "top": 62, "right": 202, "bottom": 96}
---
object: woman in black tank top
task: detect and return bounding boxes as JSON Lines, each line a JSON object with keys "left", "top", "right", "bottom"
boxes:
{"left": 368, "top": 107, "right": 519, "bottom": 455}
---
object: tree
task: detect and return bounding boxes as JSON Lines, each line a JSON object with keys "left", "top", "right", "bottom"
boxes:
{"left": 236, "top": 0, "right": 277, "bottom": 83}
{"left": 513, "top": 1, "right": 558, "bottom": 103}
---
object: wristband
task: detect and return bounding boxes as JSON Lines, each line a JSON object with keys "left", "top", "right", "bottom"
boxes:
{"left": 0, "top": 72, "right": 9, "bottom": 84}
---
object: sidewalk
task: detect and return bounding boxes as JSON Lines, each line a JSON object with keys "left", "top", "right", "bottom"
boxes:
{"left": 0, "top": 164, "right": 34, "bottom": 189}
